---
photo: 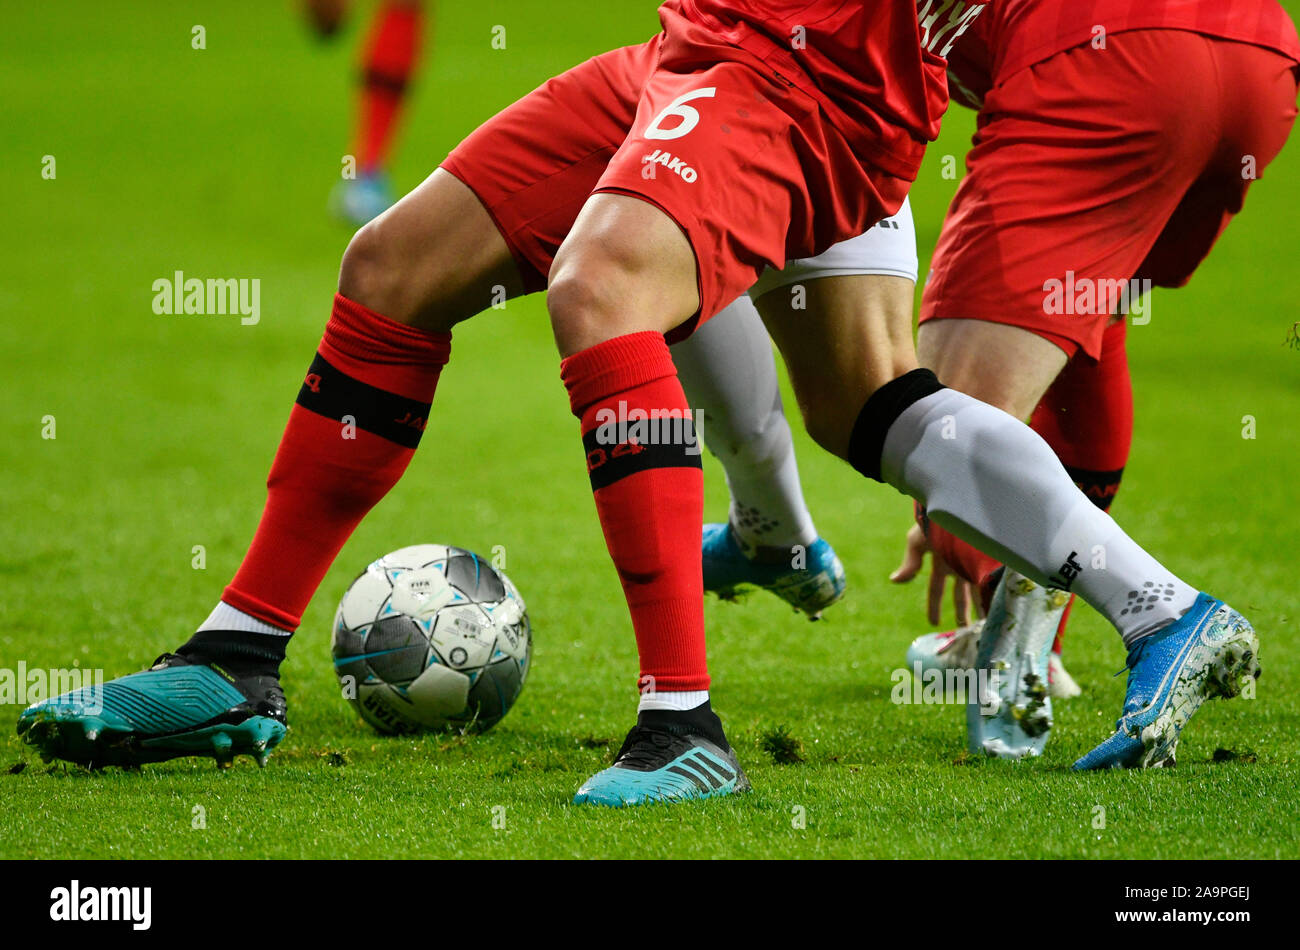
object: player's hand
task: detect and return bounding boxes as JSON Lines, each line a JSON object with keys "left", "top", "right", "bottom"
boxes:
{"left": 889, "top": 523, "right": 981, "bottom": 627}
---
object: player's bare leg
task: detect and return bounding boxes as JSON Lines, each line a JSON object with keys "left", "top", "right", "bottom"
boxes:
{"left": 758, "top": 273, "right": 1256, "bottom": 769}
{"left": 17, "top": 169, "right": 527, "bottom": 769}
{"left": 550, "top": 194, "right": 750, "bottom": 805}
{"left": 918, "top": 319, "right": 1067, "bottom": 421}
{"left": 754, "top": 274, "right": 918, "bottom": 457}
{"left": 548, "top": 195, "right": 698, "bottom": 356}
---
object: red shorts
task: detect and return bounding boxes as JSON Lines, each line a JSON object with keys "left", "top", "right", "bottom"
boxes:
{"left": 920, "top": 30, "right": 1299, "bottom": 360}
{"left": 442, "top": 11, "right": 911, "bottom": 337}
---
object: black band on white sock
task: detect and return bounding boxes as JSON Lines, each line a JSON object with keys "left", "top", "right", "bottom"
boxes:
{"left": 847, "top": 368, "right": 945, "bottom": 482}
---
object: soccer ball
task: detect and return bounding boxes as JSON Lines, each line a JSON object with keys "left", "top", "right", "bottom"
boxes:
{"left": 331, "top": 544, "right": 531, "bottom": 735}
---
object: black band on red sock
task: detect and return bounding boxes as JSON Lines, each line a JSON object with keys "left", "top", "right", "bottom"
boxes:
{"left": 581, "top": 421, "right": 703, "bottom": 491}
{"left": 296, "top": 353, "right": 431, "bottom": 448}
{"left": 847, "top": 368, "right": 945, "bottom": 482}
{"left": 1065, "top": 465, "right": 1124, "bottom": 512}
{"left": 362, "top": 69, "right": 410, "bottom": 95}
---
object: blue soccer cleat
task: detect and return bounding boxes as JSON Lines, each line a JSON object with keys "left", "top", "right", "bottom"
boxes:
{"left": 1073, "top": 593, "right": 1260, "bottom": 770}
{"left": 574, "top": 706, "right": 750, "bottom": 807}
{"left": 330, "top": 170, "right": 396, "bottom": 226}
{"left": 702, "top": 522, "right": 846, "bottom": 619}
{"left": 17, "top": 653, "right": 287, "bottom": 770}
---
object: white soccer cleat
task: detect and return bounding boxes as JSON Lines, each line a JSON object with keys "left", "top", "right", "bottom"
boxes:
{"left": 967, "top": 571, "right": 1071, "bottom": 759}
{"left": 1048, "top": 652, "right": 1082, "bottom": 699}
{"left": 905, "top": 621, "right": 983, "bottom": 676}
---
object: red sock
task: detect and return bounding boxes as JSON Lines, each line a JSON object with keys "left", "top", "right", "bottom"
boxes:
{"left": 1030, "top": 319, "right": 1133, "bottom": 651}
{"left": 223, "top": 294, "right": 450, "bottom": 630}
{"left": 356, "top": 1, "right": 424, "bottom": 174}
{"left": 561, "top": 332, "right": 708, "bottom": 693}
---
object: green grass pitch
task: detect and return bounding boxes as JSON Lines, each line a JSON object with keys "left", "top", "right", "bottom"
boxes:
{"left": 2, "top": 1, "right": 1298, "bottom": 859}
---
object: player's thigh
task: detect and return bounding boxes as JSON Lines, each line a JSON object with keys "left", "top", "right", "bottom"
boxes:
{"left": 917, "top": 319, "right": 1068, "bottom": 421}
{"left": 755, "top": 273, "right": 917, "bottom": 459}
{"left": 342, "top": 41, "right": 659, "bottom": 334}
{"left": 740, "top": 207, "right": 919, "bottom": 455}
{"left": 547, "top": 55, "right": 793, "bottom": 355}
{"left": 548, "top": 193, "right": 700, "bottom": 357}
{"left": 338, "top": 168, "right": 524, "bottom": 333}
{"left": 669, "top": 197, "right": 918, "bottom": 450}
{"left": 444, "top": 41, "right": 657, "bottom": 298}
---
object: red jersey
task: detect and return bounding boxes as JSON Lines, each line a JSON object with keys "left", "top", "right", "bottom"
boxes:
{"left": 949, "top": 0, "right": 1300, "bottom": 108}
{"left": 663, "top": 1, "right": 985, "bottom": 180}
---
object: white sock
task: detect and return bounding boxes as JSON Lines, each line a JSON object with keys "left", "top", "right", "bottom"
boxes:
{"left": 672, "top": 295, "right": 817, "bottom": 552}
{"left": 638, "top": 689, "right": 709, "bottom": 713}
{"left": 882, "top": 388, "right": 1198, "bottom": 646}
{"left": 198, "top": 601, "right": 293, "bottom": 636}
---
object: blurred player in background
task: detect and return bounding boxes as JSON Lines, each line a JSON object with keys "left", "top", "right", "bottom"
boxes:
{"left": 304, "top": 0, "right": 428, "bottom": 225}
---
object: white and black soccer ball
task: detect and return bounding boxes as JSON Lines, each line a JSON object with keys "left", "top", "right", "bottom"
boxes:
{"left": 332, "top": 544, "right": 531, "bottom": 735}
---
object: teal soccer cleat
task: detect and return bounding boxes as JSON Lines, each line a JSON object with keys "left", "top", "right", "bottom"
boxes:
{"left": 702, "top": 522, "right": 846, "bottom": 619}
{"left": 1073, "top": 593, "right": 1260, "bottom": 770}
{"left": 574, "top": 705, "right": 750, "bottom": 807}
{"left": 329, "top": 170, "right": 396, "bottom": 226}
{"left": 17, "top": 653, "right": 287, "bottom": 770}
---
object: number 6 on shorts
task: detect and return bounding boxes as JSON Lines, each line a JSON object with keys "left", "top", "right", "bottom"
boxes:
{"left": 644, "top": 87, "right": 717, "bottom": 140}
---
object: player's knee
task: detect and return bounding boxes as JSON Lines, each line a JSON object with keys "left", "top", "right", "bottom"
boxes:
{"left": 338, "top": 221, "right": 410, "bottom": 320}
{"left": 547, "top": 242, "right": 653, "bottom": 357}
{"left": 547, "top": 268, "right": 619, "bottom": 357}
{"left": 549, "top": 208, "right": 698, "bottom": 356}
